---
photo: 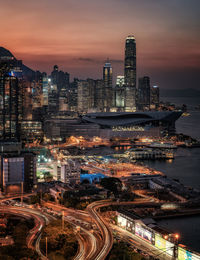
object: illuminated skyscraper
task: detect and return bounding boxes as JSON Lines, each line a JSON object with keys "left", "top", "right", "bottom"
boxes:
{"left": 124, "top": 35, "right": 136, "bottom": 111}
{"left": 115, "top": 76, "right": 125, "bottom": 110}
{"left": 103, "top": 60, "right": 113, "bottom": 111}
{"left": 0, "top": 63, "right": 22, "bottom": 141}
{"left": 103, "top": 60, "right": 112, "bottom": 88}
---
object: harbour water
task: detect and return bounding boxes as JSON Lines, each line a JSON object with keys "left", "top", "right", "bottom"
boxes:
{"left": 144, "top": 96, "right": 200, "bottom": 252}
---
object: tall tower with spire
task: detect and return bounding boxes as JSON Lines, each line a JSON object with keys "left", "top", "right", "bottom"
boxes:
{"left": 124, "top": 35, "right": 136, "bottom": 111}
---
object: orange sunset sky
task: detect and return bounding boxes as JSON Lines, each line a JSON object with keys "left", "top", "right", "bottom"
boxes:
{"left": 1, "top": 0, "right": 200, "bottom": 89}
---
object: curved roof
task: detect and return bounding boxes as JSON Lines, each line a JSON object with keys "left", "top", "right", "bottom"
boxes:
{"left": 82, "top": 111, "right": 182, "bottom": 126}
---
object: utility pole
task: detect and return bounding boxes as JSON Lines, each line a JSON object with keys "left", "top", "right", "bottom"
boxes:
{"left": 46, "top": 237, "right": 48, "bottom": 257}
{"left": 62, "top": 210, "right": 64, "bottom": 230}
{"left": 21, "top": 182, "right": 23, "bottom": 206}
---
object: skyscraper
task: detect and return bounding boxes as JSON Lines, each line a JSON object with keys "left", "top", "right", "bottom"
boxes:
{"left": 0, "top": 63, "right": 22, "bottom": 141}
{"left": 138, "top": 76, "right": 151, "bottom": 110}
{"left": 103, "top": 60, "right": 113, "bottom": 111}
{"left": 94, "top": 79, "right": 104, "bottom": 112}
{"left": 115, "top": 76, "right": 125, "bottom": 110}
{"left": 150, "top": 85, "right": 160, "bottom": 109}
{"left": 124, "top": 35, "right": 136, "bottom": 111}
{"left": 103, "top": 60, "right": 112, "bottom": 87}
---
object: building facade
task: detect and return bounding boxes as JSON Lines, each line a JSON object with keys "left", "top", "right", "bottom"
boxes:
{"left": 124, "top": 36, "right": 137, "bottom": 112}
{"left": 137, "top": 76, "right": 151, "bottom": 110}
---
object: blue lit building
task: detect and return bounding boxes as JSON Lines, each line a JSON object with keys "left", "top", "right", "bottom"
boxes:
{"left": 80, "top": 173, "right": 106, "bottom": 184}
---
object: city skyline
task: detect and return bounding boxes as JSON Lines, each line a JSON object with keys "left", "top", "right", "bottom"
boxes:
{"left": 1, "top": 0, "right": 200, "bottom": 89}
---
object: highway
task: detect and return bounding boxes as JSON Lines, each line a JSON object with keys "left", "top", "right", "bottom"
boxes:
{"left": 43, "top": 202, "right": 100, "bottom": 260}
{"left": 87, "top": 200, "right": 114, "bottom": 260}
{"left": 111, "top": 224, "right": 173, "bottom": 260}
{"left": 0, "top": 205, "right": 49, "bottom": 259}
{"left": 0, "top": 196, "right": 170, "bottom": 260}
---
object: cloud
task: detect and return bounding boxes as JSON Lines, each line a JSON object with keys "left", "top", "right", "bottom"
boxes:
{"left": 78, "top": 57, "right": 98, "bottom": 63}
{"left": 110, "top": 59, "right": 123, "bottom": 64}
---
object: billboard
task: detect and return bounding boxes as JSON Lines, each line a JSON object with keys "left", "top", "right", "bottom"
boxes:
{"left": 178, "top": 247, "right": 192, "bottom": 260}
{"left": 192, "top": 254, "right": 200, "bottom": 260}
{"left": 135, "top": 223, "right": 152, "bottom": 243}
{"left": 118, "top": 215, "right": 127, "bottom": 228}
{"left": 155, "top": 233, "right": 174, "bottom": 257}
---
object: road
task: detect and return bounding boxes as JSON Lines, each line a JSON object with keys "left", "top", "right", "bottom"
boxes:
{"left": 43, "top": 202, "right": 100, "bottom": 260}
{"left": 87, "top": 200, "right": 114, "bottom": 260}
{"left": 0, "top": 196, "right": 169, "bottom": 260}
{"left": 111, "top": 224, "right": 173, "bottom": 260}
{"left": 0, "top": 205, "right": 49, "bottom": 259}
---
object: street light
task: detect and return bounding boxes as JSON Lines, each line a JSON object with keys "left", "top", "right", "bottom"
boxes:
{"left": 21, "top": 182, "right": 24, "bottom": 206}
{"left": 45, "top": 236, "right": 48, "bottom": 257}
{"left": 62, "top": 210, "right": 65, "bottom": 230}
{"left": 174, "top": 233, "right": 179, "bottom": 244}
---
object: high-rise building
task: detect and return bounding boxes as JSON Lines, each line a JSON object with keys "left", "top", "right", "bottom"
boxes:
{"left": 115, "top": 76, "right": 125, "bottom": 110}
{"left": 68, "top": 78, "right": 79, "bottom": 112}
{"left": 138, "top": 76, "right": 150, "bottom": 110}
{"left": 77, "top": 81, "right": 89, "bottom": 113}
{"left": 32, "top": 71, "right": 43, "bottom": 109}
{"left": 0, "top": 143, "right": 37, "bottom": 193}
{"left": 103, "top": 60, "right": 112, "bottom": 87}
{"left": 94, "top": 79, "right": 104, "bottom": 112}
{"left": 51, "top": 65, "right": 70, "bottom": 93}
{"left": 124, "top": 36, "right": 136, "bottom": 111}
{"left": 42, "top": 73, "right": 49, "bottom": 106}
{"left": 150, "top": 85, "right": 160, "bottom": 109}
{"left": 77, "top": 79, "right": 95, "bottom": 113}
{"left": 116, "top": 76, "right": 125, "bottom": 87}
{"left": 103, "top": 60, "right": 113, "bottom": 111}
{"left": 0, "top": 64, "right": 22, "bottom": 141}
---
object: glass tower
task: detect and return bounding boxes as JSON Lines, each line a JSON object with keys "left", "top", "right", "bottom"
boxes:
{"left": 124, "top": 35, "right": 136, "bottom": 111}
{"left": 0, "top": 64, "right": 21, "bottom": 141}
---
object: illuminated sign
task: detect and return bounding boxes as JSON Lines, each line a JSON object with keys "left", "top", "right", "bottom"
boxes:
{"left": 161, "top": 203, "right": 179, "bottom": 210}
{"left": 117, "top": 215, "right": 127, "bottom": 228}
{"left": 192, "top": 254, "right": 200, "bottom": 260}
{"left": 178, "top": 247, "right": 192, "bottom": 260}
{"left": 135, "top": 223, "right": 152, "bottom": 243}
{"left": 112, "top": 126, "right": 145, "bottom": 132}
{"left": 155, "top": 234, "right": 174, "bottom": 256}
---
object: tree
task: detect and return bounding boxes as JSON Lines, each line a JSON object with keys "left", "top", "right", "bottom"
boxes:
{"left": 120, "top": 190, "right": 135, "bottom": 201}
{"left": 100, "top": 177, "right": 122, "bottom": 198}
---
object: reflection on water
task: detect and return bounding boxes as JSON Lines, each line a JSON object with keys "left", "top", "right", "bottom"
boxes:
{"left": 147, "top": 97, "right": 200, "bottom": 252}
{"left": 157, "top": 216, "right": 200, "bottom": 252}
{"left": 145, "top": 148, "right": 200, "bottom": 190}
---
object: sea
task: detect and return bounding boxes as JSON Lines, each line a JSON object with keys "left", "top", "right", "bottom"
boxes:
{"left": 144, "top": 96, "right": 200, "bottom": 252}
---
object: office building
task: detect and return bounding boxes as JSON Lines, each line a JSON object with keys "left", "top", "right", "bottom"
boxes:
{"left": 0, "top": 142, "right": 37, "bottom": 193}
{"left": 42, "top": 74, "right": 49, "bottom": 106}
{"left": 51, "top": 65, "right": 70, "bottom": 93}
{"left": 94, "top": 79, "right": 104, "bottom": 112}
{"left": 0, "top": 64, "right": 22, "bottom": 141}
{"left": 77, "top": 79, "right": 95, "bottom": 113}
{"left": 116, "top": 76, "right": 125, "bottom": 87}
{"left": 124, "top": 36, "right": 137, "bottom": 111}
{"left": 150, "top": 86, "right": 160, "bottom": 109}
{"left": 77, "top": 81, "right": 90, "bottom": 113}
{"left": 115, "top": 76, "right": 125, "bottom": 110}
{"left": 138, "top": 76, "right": 150, "bottom": 110}
{"left": 103, "top": 60, "right": 113, "bottom": 111}
{"left": 68, "top": 78, "right": 79, "bottom": 112}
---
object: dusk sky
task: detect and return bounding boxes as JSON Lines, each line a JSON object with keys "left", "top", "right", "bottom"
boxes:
{"left": 1, "top": 0, "right": 200, "bottom": 89}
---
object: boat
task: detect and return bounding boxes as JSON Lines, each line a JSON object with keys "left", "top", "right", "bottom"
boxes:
{"left": 148, "top": 142, "right": 177, "bottom": 149}
{"left": 182, "top": 112, "right": 190, "bottom": 117}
